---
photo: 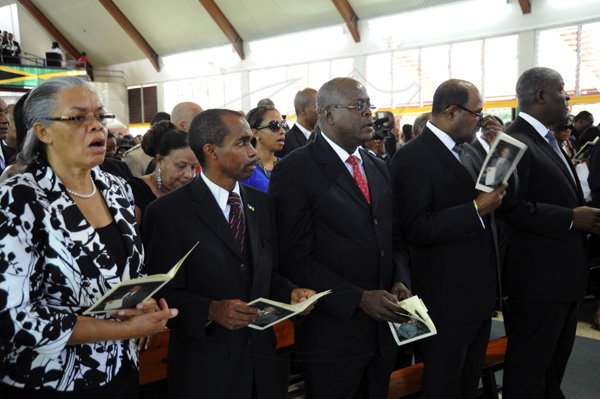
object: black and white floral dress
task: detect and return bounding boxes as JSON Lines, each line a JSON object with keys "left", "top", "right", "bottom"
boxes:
{"left": 0, "top": 161, "right": 144, "bottom": 391}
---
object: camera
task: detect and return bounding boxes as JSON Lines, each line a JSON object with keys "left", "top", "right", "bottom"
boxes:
{"left": 373, "top": 111, "right": 392, "bottom": 140}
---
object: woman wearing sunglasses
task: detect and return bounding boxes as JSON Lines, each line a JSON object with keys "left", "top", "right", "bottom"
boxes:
{"left": 240, "top": 106, "right": 288, "bottom": 192}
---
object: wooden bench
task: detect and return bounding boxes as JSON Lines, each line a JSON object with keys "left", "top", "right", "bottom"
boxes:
{"left": 387, "top": 336, "right": 508, "bottom": 399}
{"left": 138, "top": 319, "right": 295, "bottom": 385}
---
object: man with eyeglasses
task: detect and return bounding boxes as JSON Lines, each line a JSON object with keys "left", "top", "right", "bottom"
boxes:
{"left": 390, "top": 79, "right": 507, "bottom": 398}
{"left": 270, "top": 77, "right": 411, "bottom": 398}
{"left": 497, "top": 67, "right": 600, "bottom": 398}
{"left": 0, "top": 98, "right": 15, "bottom": 175}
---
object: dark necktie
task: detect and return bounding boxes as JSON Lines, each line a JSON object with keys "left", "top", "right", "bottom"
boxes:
{"left": 453, "top": 144, "right": 478, "bottom": 182}
{"left": 227, "top": 192, "right": 246, "bottom": 252}
{"left": 346, "top": 155, "right": 371, "bottom": 204}
{"left": 545, "top": 131, "right": 576, "bottom": 182}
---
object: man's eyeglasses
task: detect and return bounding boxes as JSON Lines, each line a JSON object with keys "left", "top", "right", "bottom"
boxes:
{"left": 452, "top": 104, "right": 483, "bottom": 119}
{"left": 256, "top": 120, "right": 288, "bottom": 132}
{"left": 332, "top": 101, "right": 376, "bottom": 113}
{"left": 42, "top": 113, "right": 116, "bottom": 126}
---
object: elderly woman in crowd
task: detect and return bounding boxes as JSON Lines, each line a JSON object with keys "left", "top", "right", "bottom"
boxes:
{"left": 0, "top": 76, "right": 177, "bottom": 399}
{"left": 240, "top": 106, "right": 287, "bottom": 192}
{"left": 127, "top": 120, "right": 198, "bottom": 226}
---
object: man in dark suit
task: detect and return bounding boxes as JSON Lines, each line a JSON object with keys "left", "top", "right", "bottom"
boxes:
{"left": 269, "top": 77, "right": 411, "bottom": 399}
{"left": 498, "top": 67, "right": 600, "bottom": 398}
{"left": 390, "top": 79, "right": 507, "bottom": 399}
{"left": 277, "top": 88, "right": 317, "bottom": 157}
{"left": 0, "top": 98, "right": 15, "bottom": 174}
{"left": 143, "top": 109, "right": 315, "bottom": 399}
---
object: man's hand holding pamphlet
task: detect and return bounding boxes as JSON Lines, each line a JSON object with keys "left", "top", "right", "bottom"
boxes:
{"left": 388, "top": 296, "right": 437, "bottom": 346}
{"left": 83, "top": 242, "right": 199, "bottom": 315}
{"left": 247, "top": 289, "right": 332, "bottom": 330}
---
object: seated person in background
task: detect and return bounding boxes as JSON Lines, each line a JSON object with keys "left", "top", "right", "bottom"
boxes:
{"left": 240, "top": 106, "right": 287, "bottom": 192}
{"left": 99, "top": 133, "right": 134, "bottom": 180}
{"left": 128, "top": 120, "right": 197, "bottom": 226}
{"left": 0, "top": 92, "right": 29, "bottom": 181}
{"left": 0, "top": 76, "right": 177, "bottom": 399}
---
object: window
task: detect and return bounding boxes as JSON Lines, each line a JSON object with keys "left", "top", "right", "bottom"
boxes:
{"left": 537, "top": 21, "right": 600, "bottom": 96}
{"left": 365, "top": 35, "right": 518, "bottom": 108}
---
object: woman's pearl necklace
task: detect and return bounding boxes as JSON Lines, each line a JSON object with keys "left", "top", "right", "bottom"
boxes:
{"left": 66, "top": 175, "right": 97, "bottom": 199}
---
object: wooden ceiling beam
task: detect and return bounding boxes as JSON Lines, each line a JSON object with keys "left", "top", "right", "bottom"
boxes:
{"left": 17, "top": 0, "right": 92, "bottom": 68}
{"left": 518, "top": 0, "right": 532, "bottom": 14}
{"left": 331, "top": 0, "right": 360, "bottom": 43}
{"left": 198, "top": 0, "right": 244, "bottom": 60}
{"left": 98, "top": 0, "right": 160, "bottom": 72}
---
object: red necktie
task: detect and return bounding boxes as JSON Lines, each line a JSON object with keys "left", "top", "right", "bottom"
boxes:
{"left": 227, "top": 192, "right": 246, "bottom": 252}
{"left": 347, "top": 155, "right": 371, "bottom": 205}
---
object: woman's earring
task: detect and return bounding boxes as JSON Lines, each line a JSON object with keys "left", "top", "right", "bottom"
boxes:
{"left": 156, "top": 167, "right": 162, "bottom": 190}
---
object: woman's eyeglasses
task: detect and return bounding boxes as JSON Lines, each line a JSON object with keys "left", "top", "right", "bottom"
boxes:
{"left": 42, "top": 113, "right": 116, "bottom": 126}
{"left": 256, "top": 120, "right": 288, "bottom": 132}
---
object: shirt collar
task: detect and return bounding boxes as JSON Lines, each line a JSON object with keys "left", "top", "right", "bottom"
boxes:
{"left": 200, "top": 171, "right": 241, "bottom": 217}
{"left": 476, "top": 135, "right": 490, "bottom": 153}
{"left": 294, "top": 122, "right": 312, "bottom": 140}
{"left": 321, "top": 130, "right": 363, "bottom": 165}
{"left": 426, "top": 120, "right": 459, "bottom": 154}
{"left": 519, "top": 112, "right": 550, "bottom": 140}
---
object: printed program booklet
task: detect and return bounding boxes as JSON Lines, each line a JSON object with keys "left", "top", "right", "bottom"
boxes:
{"left": 573, "top": 136, "right": 598, "bottom": 163}
{"left": 388, "top": 296, "right": 437, "bottom": 346}
{"left": 83, "top": 241, "right": 199, "bottom": 315}
{"left": 475, "top": 132, "right": 527, "bottom": 193}
{"left": 248, "top": 289, "right": 332, "bottom": 330}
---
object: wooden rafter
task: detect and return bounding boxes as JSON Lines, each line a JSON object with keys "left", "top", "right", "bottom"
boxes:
{"left": 198, "top": 0, "right": 244, "bottom": 60}
{"left": 98, "top": 0, "right": 160, "bottom": 71}
{"left": 17, "top": 0, "right": 92, "bottom": 68}
{"left": 518, "top": 0, "right": 532, "bottom": 14}
{"left": 331, "top": 0, "right": 360, "bottom": 43}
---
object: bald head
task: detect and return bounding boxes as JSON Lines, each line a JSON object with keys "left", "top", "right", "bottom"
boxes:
{"left": 431, "top": 79, "right": 477, "bottom": 117}
{"left": 294, "top": 88, "right": 317, "bottom": 130}
{"left": 171, "top": 102, "right": 203, "bottom": 131}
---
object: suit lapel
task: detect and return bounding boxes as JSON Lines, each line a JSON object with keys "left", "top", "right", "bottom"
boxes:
{"left": 422, "top": 128, "right": 475, "bottom": 190}
{"left": 518, "top": 118, "right": 580, "bottom": 195}
{"left": 241, "top": 186, "right": 262, "bottom": 294}
{"left": 311, "top": 134, "right": 370, "bottom": 210}
{"left": 191, "top": 177, "right": 244, "bottom": 261}
{"left": 361, "top": 149, "right": 384, "bottom": 210}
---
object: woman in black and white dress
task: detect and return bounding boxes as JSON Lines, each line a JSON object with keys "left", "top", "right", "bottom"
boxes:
{"left": 0, "top": 76, "right": 178, "bottom": 398}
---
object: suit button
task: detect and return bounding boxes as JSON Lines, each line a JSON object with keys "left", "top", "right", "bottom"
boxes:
{"left": 381, "top": 250, "right": 385, "bottom": 257}
{"left": 374, "top": 218, "right": 379, "bottom": 225}
{"left": 240, "top": 263, "right": 246, "bottom": 271}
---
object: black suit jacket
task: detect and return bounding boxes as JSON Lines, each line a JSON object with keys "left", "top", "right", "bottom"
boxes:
{"left": 471, "top": 137, "right": 487, "bottom": 160}
{"left": 390, "top": 127, "right": 497, "bottom": 328}
{"left": 1, "top": 141, "right": 16, "bottom": 174}
{"left": 143, "top": 177, "right": 295, "bottom": 399}
{"left": 269, "top": 133, "right": 408, "bottom": 362}
{"left": 499, "top": 116, "right": 588, "bottom": 302}
{"left": 277, "top": 124, "right": 309, "bottom": 157}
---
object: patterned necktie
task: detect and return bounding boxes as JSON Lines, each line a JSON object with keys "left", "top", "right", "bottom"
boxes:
{"left": 453, "top": 144, "right": 478, "bottom": 182}
{"left": 346, "top": 155, "right": 371, "bottom": 204}
{"left": 227, "top": 192, "right": 246, "bottom": 252}
{"left": 545, "top": 131, "right": 575, "bottom": 182}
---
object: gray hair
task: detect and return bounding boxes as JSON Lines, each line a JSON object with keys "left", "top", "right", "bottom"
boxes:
{"left": 21, "top": 77, "right": 93, "bottom": 164}
{"left": 188, "top": 108, "right": 244, "bottom": 167}
{"left": 516, "top": 67, "right": 562, "bottom": 109}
